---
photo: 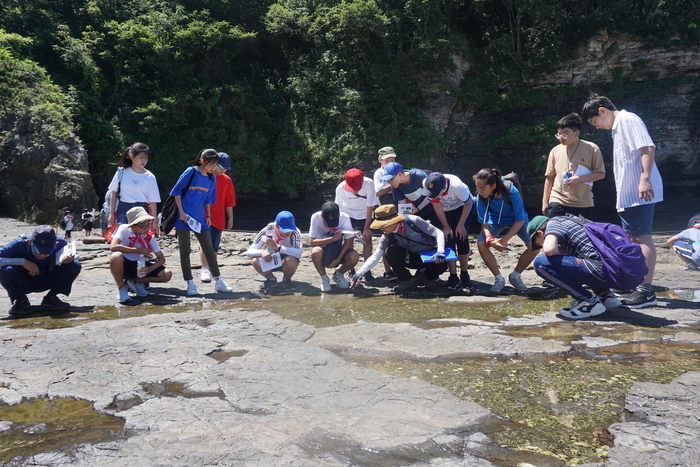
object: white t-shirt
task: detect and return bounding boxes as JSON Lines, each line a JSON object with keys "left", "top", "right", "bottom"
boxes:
{"left": 309, "top": 212, "right": 354, "bottom": 240}
{"left": 108, "top": 168, "right": 161, "bottom": 204}
{"left": 334, "top": 178, "right": 377, "bottom": 220}
{"left": 114, "top": 224, "right": 161, "bottom": 262}
{"left": 373, "top": 167, "right": 389, "bottom": 193}
{"left": 436, "top": 174, "right": 474, "bottom": 212}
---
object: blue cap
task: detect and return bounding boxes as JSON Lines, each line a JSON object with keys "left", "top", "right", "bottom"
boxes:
{"left": 217, "top": 152, "right": 231, "bottom": 171}
{"left": 380, "top": 162, "right": 403, "bottom": 181}
{"left": 275, "top": 211, "right": 296, "bottom": 233}
{"left": 31, "top": 225, "right": 57, "bottom": 254}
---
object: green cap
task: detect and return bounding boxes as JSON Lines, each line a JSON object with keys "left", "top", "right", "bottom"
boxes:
{"left": 526, "top": 215, "right": 549, "bottom": 250}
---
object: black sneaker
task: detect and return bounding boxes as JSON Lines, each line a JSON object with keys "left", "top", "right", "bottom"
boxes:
{"left": 460, "top": 272, "right": 472, "bottom": 289}
{"left": 383, "top": 270, "right": 398, "bottom": 282}
{"left": 9, "top": 297, "right": 30, "bottom": 315}
{"left": 445, "top": 275, "right": 461, "bottom": 291}
{"left": 280, "top": 279, "right": 296, "bottom": 291}
{"left": 394, "top": 274, "right": 423, "bottom": 293}
{"left": 259, "top": 277, "right": 278, "bottom": 292}
{"left": 364, "top": 271, "right": 376, "bottom": 284}
{"left": 41, "top": 295, "right": 71, "bottom": 310}
{"left": 611, "top": 288, "right": 634, "bottom": 298}
{"left": 621, "top": 289, "right": 658, "bottom": 309}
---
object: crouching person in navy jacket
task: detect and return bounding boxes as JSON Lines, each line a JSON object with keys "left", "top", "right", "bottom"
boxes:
{"left": 0, "top": 225, "right": 81, "bottom": 316}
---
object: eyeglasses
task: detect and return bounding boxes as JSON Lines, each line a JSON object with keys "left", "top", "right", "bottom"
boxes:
{"left": 554, "top": 131, "right": 575, "bottom": 140}
{"left": 135, "top": 221, "right": 152, "bottom": 229}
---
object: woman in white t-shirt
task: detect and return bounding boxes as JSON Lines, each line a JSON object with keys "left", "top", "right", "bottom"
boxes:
{"left": 108, "top": 142, "right": 161, "bottom": 235}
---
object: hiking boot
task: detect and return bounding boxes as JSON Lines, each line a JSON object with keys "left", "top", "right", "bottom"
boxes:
{"left": 332, "top": 270, "right": 350, "bottom": 289}
{"left": 598, "top": 291, "right": 623, "bottom": 310}
{"left": 621, "top": 289, "right": 657, "bottom": 309}
{"left": 491, "top": 276, "right": 506, "bottom": 293}
{"left": 117, "top": 286, "right": 132, "bottom": 304}
{"left": 319, "top": 275, "right": 331, "bottom": 292}
{"left": 200, "top": 267, "right": 212, "bottom": 283}
{"left": 383, "top": 270, "right": 398, "bottom": 282}
{"left": 9, "top": 297, "right": 30, "bottom": 315}
{"left": 187, "top": 281, "right": 200, "bottom": 296}
{"left": 280, "top": 279, "right": 296, "bottom": 291}
{"left": 259, "top": 277, "right": 278, "bottom": 292}
{"left": 214, "top": 278, "right": 233, "bottom": 293}
{"left": 508, "top": 272, "right": 527, "bottom": 291}
{"left": 126, "top": 278, "right": 149, "bottom": 297}
{"left": 559, "top": 297, "right": 606, "bottom": 320}
{"left": 41, "top": 295, "right": 70, "bottom": 310}
{"left": 394, "top": 274, "right": 423, "bottom": 293}
{"left": 363, "top": 271, "right": 376, "bottom": 284}
{"left": 445, "top": 274, "right": 461, "bottom": 291}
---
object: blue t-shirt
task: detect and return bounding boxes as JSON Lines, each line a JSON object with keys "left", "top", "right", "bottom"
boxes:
{"left": 475, "top": 180, "right": 528, "bottom": 226}
{"left": 391, "top": 168, "right": 433, "bottom": 214}
{"left": 169, "top": 167, "right": 217, "bottom": 231}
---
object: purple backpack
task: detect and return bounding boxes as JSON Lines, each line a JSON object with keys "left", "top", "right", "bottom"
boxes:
{"left": 582, "top": 222, "right": 648, "bottom": 291}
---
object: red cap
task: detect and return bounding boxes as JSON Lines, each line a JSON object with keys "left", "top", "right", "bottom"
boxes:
{"left": 344, "top": 168, "right": 364, "bottom": 191}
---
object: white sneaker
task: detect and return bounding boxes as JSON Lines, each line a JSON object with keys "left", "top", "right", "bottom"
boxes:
{"left": 117, "top": 285, "right": 132, "bottom": 304}
{"left": 491, "top": 276, "right": 506, "bottom": 293}
{"left": 508, "top": 272, "right": 527, "bottom": 291}
{"left": 126, "top": 278, "right": 149, "bottom": 297}
{"left": 332, "top": 270, "right": 350, "bottom": 289}
{"left": 214, "top": 278, "right": 232, "bottom": 293}
{"left": 559, "top": 297, "right": 606, "bottom": 320}
{"left": 200, "top": 267, "right": 212, "bottom": 283}
{"left": 319, "top": 275, "right": 331, "bottom": 292}
{"left": 600, "top": 293, "right": 623, "bottom": 310}
{"left": 187, "top": 281, "right": 200, "bottom": 296}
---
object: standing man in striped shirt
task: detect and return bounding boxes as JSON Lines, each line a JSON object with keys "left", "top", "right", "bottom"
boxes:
{"left": 581, "top": 94, "right": 664, "bottom": 308}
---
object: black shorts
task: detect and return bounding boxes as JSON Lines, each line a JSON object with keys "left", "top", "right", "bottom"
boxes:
{"left": 321, "top": 239, "right": 354, "bottom": 267}
{"left": 123, "top": 258, "right": 165, "bottom": 280}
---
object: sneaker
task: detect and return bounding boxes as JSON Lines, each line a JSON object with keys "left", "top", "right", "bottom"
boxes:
{"left": 200, "top": 267, "right": 212, "bottom": 283}
{"left": 394, "top": 273, "right": 423, "bottom": 293}
{"left": 621, "top": 289, "right": 657, "bottom": 309}
{"left": 611, "top": 288, "right": 634, "bottom": 298}
{"left": 508, "top": 272, "right": 527, "bottom": 291}
{"left": 491, "top": 276, "right": 506, "bottom": 293}
{"left": 559, "top": 297, "right": 606, "bottom": 319}
{"left": 214, "top": 278, "right": 233, "bottom": 293}
{"left": 383, "top": 270, "right": 398, "bottom": 282}
{"left": 319, "top": 275, "right": 331, "bottom": 292}
{"left": 259, "top": 277, "right": 278, "bottom": 292}
{"left": 333, "top": 270, "right": 350, "bottom": 289}
{"left": 117, "top": 286, "right": 132, "bottom": 304}
{"left": 460, "top": 272, "right": 472, "bottom": 289}
{"left": 685, "top": 263, "right": 699, "bottom": 271}
{"left": 445, "top": 275, "right": 461, "bottom": 291}
{"left": 364, "top": 271, "right": 376, "bottom": 284}
{"left": 41, "top": 295, "right": 71, "bottom": 310}
{"left": 541, "top": 280, "right": 557, "bottom": 289}
{"left": 9, "top": 297, "right": 30, "bottom": 315}
{"left": 126, "top": 278, "right": 149, "bottom": 297}
{"left": 598, "top": 291, "right": 623, "bottom": 310}
{"left": 187, "top": 281, "right": 200, "bottom": 296}
{"left": 280, "top": 279, "right": 296, "bottom": 291}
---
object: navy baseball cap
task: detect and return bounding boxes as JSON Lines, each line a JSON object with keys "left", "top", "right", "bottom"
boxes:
{"left": 31, "top": 225, "right": 57, "bottom": 254}
{"left": 217, "top": 152, "right": 232, "bottom": 171}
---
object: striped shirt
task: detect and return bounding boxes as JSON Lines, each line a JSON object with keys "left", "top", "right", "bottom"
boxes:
{"left": 611, "top": 110, "right": 664, "bottom": 211}
{"left": 545, "top": 217, "right": 604, "bottom": 280}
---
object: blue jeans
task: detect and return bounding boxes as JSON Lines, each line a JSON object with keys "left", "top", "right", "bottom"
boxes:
{"left": 208, "top": 226, "right": 223, "bottom": 252}
{"left": 533, "top": 254, "right": 609, "bottom": 301}
{"left": 116, "top": 201, "right": 148, "bottom": 224}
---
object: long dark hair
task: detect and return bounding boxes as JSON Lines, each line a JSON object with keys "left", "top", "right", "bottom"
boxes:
{"left": 119, "top": 142, "right": 150, "bottom": 168}
{"left": 193, "top": 148, "right": 219, "bottom": 180}
{"left": 473, "top": 168, "right": 506, "bottom": 200}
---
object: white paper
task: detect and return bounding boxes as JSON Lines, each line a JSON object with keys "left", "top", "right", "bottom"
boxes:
{"left": 398, "top": 203, "right": 413, "bottom": 215}
{"left": 186, "top": 215, "right": 202, "bottom": 233}
{"left": 341, "top": 231, "right": 367, "bottom": 245}
{"left": 259, "top": 252, "right": 282, "bottom": 272}
{"left": 55, "top": 241, "right": 76, "bottom": 265}
{"left": 574, "top": 165, "right": 594, "bottom": 186}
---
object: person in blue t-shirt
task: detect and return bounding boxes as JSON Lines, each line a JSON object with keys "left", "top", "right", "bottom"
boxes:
{"left": 473, "top": 168, "right": 538, "bottom": 294}
{"left": 381, "top": 162, "right": 438, "bottom": 224}
{"left": 0, "top": 225, "right": 80, "bottom": 315}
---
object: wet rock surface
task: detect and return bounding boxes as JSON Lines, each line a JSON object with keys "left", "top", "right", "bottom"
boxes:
{"left": 1, "top": 216, "right": 700, "bottom": 466}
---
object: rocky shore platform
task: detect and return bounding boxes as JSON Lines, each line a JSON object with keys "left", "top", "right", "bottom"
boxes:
{"left": 1, "top": 216, "right": 699, "bottom": 467}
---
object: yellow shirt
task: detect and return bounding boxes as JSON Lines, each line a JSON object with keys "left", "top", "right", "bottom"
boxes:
{"left": 545, "top": 140, "right": 605, "bottom": 208}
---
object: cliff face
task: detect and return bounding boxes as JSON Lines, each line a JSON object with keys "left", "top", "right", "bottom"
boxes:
{"left": 0, "top": 113, "right": 97, "bottom": 225}
{"left": 417, "top": 32, "right": 700, "bottom": 215}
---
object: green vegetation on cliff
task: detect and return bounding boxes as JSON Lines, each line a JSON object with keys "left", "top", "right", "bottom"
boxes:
{"left": 1, "top": 0, "right": 698, "bottom": 196}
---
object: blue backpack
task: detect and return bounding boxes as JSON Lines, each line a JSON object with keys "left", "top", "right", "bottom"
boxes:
{"left": 568, "top": 216, "right": 648, "bottom": 290}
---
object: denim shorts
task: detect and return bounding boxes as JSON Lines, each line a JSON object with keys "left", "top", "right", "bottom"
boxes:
{"left": 116, "top": 201, "right": 148, "bottom": 224}
{"left": 619, "top": 204, "right": 655, "bottom": 237}
{"left": 477, "top": 222, "right": 531, "bottom": 245}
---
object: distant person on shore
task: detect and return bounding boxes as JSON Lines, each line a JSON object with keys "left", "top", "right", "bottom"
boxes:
{"left": 109, "top": 207, "right": 173, "bottom": 304}
{"left": 309, "top": 201, "right": 359, "bottom": 292}
{"left": 62, "top": 211, "right": 73, "bottom": 240}
{"left": 529, "top": 215, "right": 622, "bottom": 319}
{"left": 0, "top": 225, "right": 80, "bottom": 315}
{"left": 373, "top": 147, "right": 399, "bottom": 281}
{"left": 421, "top": 172, "right": 475, "bottom": 292}
{"left": 541, "top": 113, "right": 605, "bottom": 219}
{"left": 107, "top": 142, "right": 161, "bottom": 235}
{"left": 473, "top": 168, "right": 538, "bottom": 293}
{"left": 381, "top": 162, "right": 438, "bottom": 224}
{"left": 350, "top": 204, "right": 447, "bottom": 293}
{"left": 246, "top": 211, "right": 303, "bottom": 292}
{"left": 82, "top": 209, "right": 94, "bottom": 237}
{"left": 666, "top": 219, "right": 700, "bottom": 271}
{"left": 199, "top": 152, "right": 236, "bottom": 283}
{"left": 581, "top": 93, "right": 664, "bottom": 308}
{"left": 171, "top": 149, "right": 232, "bottom": 296}
{"left": 335, "top": 168, "right": 377, "bottom": 283}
